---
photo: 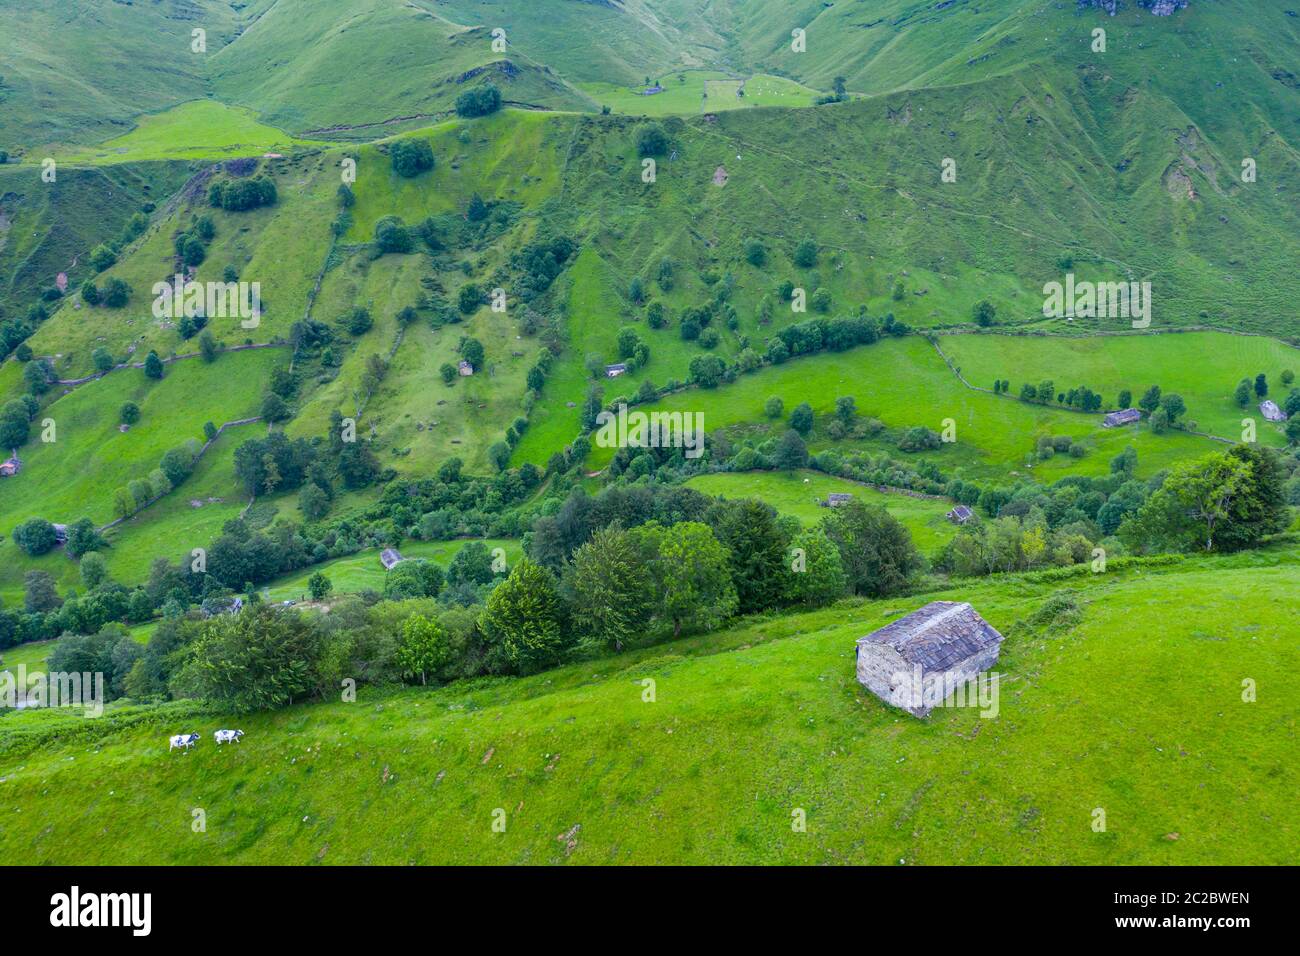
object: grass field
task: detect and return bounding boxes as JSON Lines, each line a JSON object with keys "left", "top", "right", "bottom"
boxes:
{"left": 262, "top": 538, "right": 523, "bottom": 602}
{"left": 589, "top": 336, "right": 1217, "bottom": 482}
{"left": 0, "top": 350, "right": 280, "bottom": 602}
{"left": 576, "top": 71, "right": 826, "bottom": 116}
{"left": 0, "top": 544, "right": 1293, "bottom": 864}
{"left": 685, "top": 470, "right": 958, "bottom": 555}
{"left": 939, "top": 332, "right": 1297, "bottom": 447}
{"left": 59, "top": 101, "right": 324, "bottom": 165}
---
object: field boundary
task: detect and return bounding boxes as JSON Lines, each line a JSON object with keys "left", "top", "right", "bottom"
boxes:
{"left": 97, "top": 415, "right": 264, "bottom": 532}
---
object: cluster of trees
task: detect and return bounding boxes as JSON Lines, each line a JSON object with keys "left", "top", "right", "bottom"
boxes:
{"left": 512, "top": 234, "right": 576, "bottom": 298}
{"left": 814, "top": 76, "right": 850, "bottom": 106}
{"left": 208, "top": 176, "right": 277, "bottom": 212}
{"left": 112, "top": 439, "right": 202, "bottom": 519}
{"left": 171, "top": 213, "right": 215, "bottom": 269}
{"left": 935, "top": 443, "right": 1290, "bottom": 576}
{"left": 52, "top": 482, "right": 917, "bottom": 711}
{"left": 766, "top": 311, "right": 907, "bottom": 365}
{"left": 0, "top": 554, "right": 152, "bottom": 651}
{"left": 0, "top": 394, "right": 38, "bottom": 449}
{"left": 390, "top": 138, "right": 434, "bottom": 178}
{"left": 455, "top": 84, "right": 503, "bottom": 118}
{"left": 80, "top": 275, "right": 131, "bottom": 309}
{"left": 1121, "top": 444, "right": 1288, "bottom": 553}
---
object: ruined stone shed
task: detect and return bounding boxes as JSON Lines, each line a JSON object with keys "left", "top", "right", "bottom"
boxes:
{"left": 855, "top": 601, "right": 1003, "bottom": 717}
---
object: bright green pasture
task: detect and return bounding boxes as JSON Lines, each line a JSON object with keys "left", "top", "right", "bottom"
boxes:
{"left": 261, "top": 538, "right": 522, "bottom": 602}
{"left": 685, "top": 469, "right": 958, "bottom": 555}
{"left": 0, "top": 351, "right": 279, "bottom": 600}
{"left": 575, "top": 71, "right": 825, "bottom": 116}
{"left": 62, "top": 101, "right": 325, "bottom": 165}
{"left": 595, "top": 337, "right": 1218, "bottom": 482}
{"left": 940, "top": 332, "right": 1297, "bottom": 446}
{"left": 0, "top": 546, "right": 1293, "bottom": 864}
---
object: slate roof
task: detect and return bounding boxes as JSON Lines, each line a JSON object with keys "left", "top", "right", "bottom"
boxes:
{"left": 857, "top": 601, "right": 1003, "bottom": 671}
{"left": 1260, "top": 400, "right": 1285, "bottom": 422}
{"left": 1103, "top": 408, "right": 1141, "bottom": 427}
{"left": 826, "top": 493, "right": 853, "bottom": 504}
{"left": 380, "top": 548, "right": 404, "bottom": 569}
{"left": 947, "top": 504, "right": 973, "bottom": 522}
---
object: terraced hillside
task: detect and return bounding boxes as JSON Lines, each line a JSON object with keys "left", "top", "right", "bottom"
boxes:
{"left": 0, "top": 0, "right": 1294, "bottom": 644}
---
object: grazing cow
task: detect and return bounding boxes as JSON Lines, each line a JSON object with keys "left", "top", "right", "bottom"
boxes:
{"left": 169, "top": 733, "right": 200, "bottom": 751}
{"left": 214, "top": 729, "right": 244, "bottom": 745}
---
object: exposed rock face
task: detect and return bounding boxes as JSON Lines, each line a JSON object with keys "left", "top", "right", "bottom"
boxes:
{"left": 1077, "top": 0, "right": 1188, "bottom": 13}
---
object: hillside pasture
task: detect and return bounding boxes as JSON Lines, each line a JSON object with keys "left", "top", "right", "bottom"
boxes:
{"left": 939, "top": 332, "right": 1297, "bottom": 447}
{"left": 592, "top": 337, "right": 1217, "bottom": 481}
{"left": 0, "top": 350, "right": 279, "bottom": 601}
{"left": 685, "top": 470, "right": 958, "bottom": 555}
{"left": 0, "top": 546, "right": 1293, "bottom": 864}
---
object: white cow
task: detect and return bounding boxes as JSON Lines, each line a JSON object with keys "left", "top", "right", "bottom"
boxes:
{"left": 169, "top": 733, "right": 200, "bottom": 751}
{"left": 214, "top": 729, "right": 244, "bottom": 745}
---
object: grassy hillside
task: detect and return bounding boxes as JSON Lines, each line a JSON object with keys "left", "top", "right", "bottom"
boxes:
{"left": 0, "top": 349, "right": 280, "bottom": 602}
{"left": 0, "top": 161, "right": 194, "bottom": 320}
{"left": 578, "top": 336, "right": 1216, "bottom": 481}
{"left": 60, "top": 101, "right": 326, "bottom": 165}
{"left": 1, "top": 1, "right": 1296, "bottom": 602}
{"left": 0, "top": 545, "right": 1293, "bottom": 864}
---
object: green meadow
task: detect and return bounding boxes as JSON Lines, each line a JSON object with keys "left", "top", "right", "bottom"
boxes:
{"left": 0, "top": 545, "right": 1293, "bottom": 864}
{"left": 576, "top": 71, "right": 826, "bottom": 116}
{"left": 685, "top": 470, "right": 958, "bottom": 556}
{"left": 0, "top": 350, "right": 280, "bottom": 601}
{"left": 60, "top": 101, "right": 325, "bottom": 165}
{"left": 940, "top": 332, "right": 1298, "bottom": 446}
{"left": 593, "top": 337, "right": 1216, "bottom": 481}
{"left": 262, "top": 538, "right": 523, "bottom": 603}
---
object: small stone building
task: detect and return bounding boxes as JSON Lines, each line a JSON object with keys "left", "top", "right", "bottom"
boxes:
{"left": 946, "top": 504, "right": 973, "bottom": 525}
{"left": 379, "top": 548, "right": 404, "bottom": 570}
{"left": 1260, "top": 400, "right": 1285, "bottom": 423}
{"left": 1102, "top": 407, "right": 1141, "bottom": 428}
{"left": 855, "top": 601, "right": 1004, "bottom": 717}
{"left": 822, "top": 493, "right": 854, "bottom": 508}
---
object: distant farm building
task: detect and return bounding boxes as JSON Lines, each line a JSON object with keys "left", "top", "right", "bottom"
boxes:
{"left": 458, "top": 360, "right": 474, "bottom": 377}
{"left": 1260, "top": 400, "right": 1285, "bottom": 422}
{"left": 640, "top": 85, "right": 664, "bottom": 96}
{"left": 855, "top": 601, "right": 1004, "bottom": 718}
{"left": 820, "top": 493, "right": 854, "bottom": 508}
{"left": 1103, "top": 408, "right": 1141, "bottom": 428}
{"left": 380, "top": 548, "right": 404, "bottom": 570}
{"left": 51, "top": 524, "right": 69, "bottom": 544}
{"left": 0, "top": 453, "right": 18, "bottom": 477}
{"left": 605, "top": 363, "right": 628, "bottom": 378}
{"left": 946, "top": 504, "right": 974, "bottom": 525}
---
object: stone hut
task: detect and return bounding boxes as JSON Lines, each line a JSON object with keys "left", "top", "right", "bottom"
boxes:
{"left": 1102, "top": 407, "right": 1141, "bottom": 428}
{"left": 379, "top": 548, "right": 404, "bottom": 570}
{"left": 855, "top": 601, "right": 1004, "bottom": 717}
{"left": 1260, "top": 400, "right": 1285, "bottom": 423}
{"left": 822, "top": 493, "right": 854, "bottom": 508}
